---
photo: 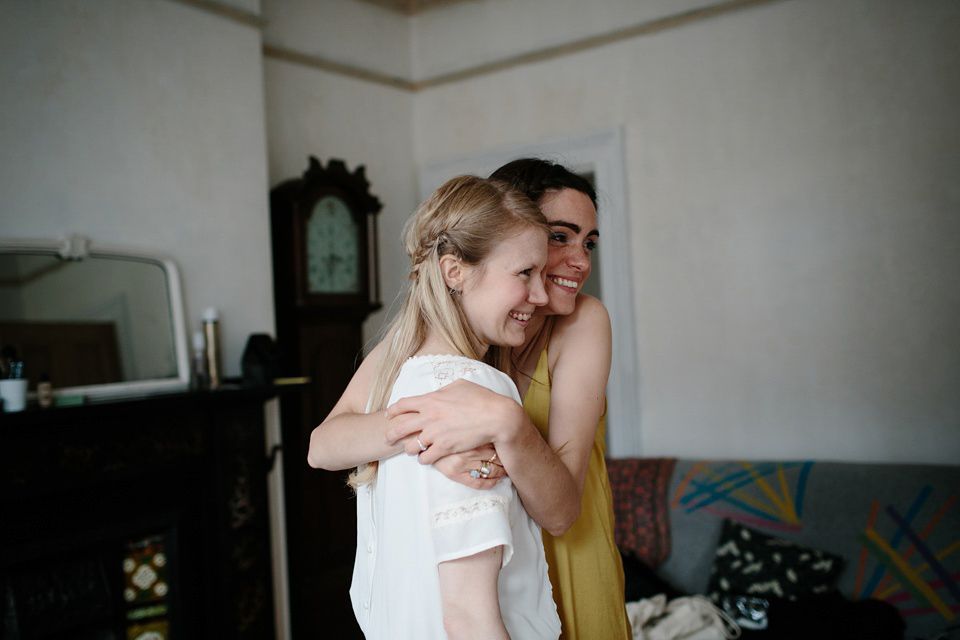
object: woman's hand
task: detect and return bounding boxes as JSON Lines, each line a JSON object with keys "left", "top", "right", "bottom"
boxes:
{"left": 385, "top": 378, "right": 522, "bottom": 463}
{"left": 432, "top": 445, "right": 506, "bottom": 489}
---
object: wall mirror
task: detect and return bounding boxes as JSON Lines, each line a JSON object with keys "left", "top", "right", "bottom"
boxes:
{"left": 0, "top": 234, "right": 190, "bottom": 402}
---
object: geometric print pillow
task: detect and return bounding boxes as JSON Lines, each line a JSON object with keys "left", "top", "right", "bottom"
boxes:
{"left": 707, "top": 519, "right": 846, "bottom": 602}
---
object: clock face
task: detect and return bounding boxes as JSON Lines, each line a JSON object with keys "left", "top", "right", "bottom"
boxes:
{"left": 306, "top": 195, "right": 361, "bottom": 294}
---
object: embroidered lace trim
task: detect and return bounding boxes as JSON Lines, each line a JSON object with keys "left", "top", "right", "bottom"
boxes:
{"left": 432, "top": 495, "right": 509, "bottom": 529}
{"left": 403, "top": 355, "right": 492, "bottom": 390}
{"left": 431, "top": 358, "right": 480, "bottom": 386}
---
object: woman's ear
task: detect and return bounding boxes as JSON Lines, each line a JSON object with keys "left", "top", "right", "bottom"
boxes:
{"left": 438, "top": 254, "right": 466, "bottom": 292}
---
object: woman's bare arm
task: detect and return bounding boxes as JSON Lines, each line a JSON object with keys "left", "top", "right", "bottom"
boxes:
{"left": 312, "top": 296, "right": 612, "bottom": 535}
{"left": 307, "top": 340, "right": 405, "bottom": 470}
{"left": 307, "top": 340, "right": 505, "bottom": 489}
{"left": 496, "top": 295, "right": 611, "bottom": 534}
{"left": 438, "top": 546, "right": 510, "bottom": 640}
{"left": 533, "top": 294, "right": 611, "bottom": 505}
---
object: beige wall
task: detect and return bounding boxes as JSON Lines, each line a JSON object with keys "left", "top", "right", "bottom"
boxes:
{"left": 265, "top": 0, "right": 960, "bottom": 465}
{"left": 2, "top": 0, "right": 957, "bottom": 466}
{"left": 410, "top": 0, "right": 960, "bottom": 465}
{"left": 0, "top": 0, "right": 274, "bottom": 376}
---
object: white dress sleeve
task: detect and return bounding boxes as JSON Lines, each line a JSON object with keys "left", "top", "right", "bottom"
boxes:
{"left": 394, "top": 357, "right": 522, "bottom": 568}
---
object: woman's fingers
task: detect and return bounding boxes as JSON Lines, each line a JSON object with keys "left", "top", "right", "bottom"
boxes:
{"left": 433, "top": 451, "right": 504, "bottom": 488}
{"left": 384, "top": 393, "right": 422, "bottom": 419}
{"left": 393, "top": 433, "right": 422, "bottom": 456}
{"left": 415, "top": 440, "right": 446, "bottom": 464}
{"left": 384, "top": 411, "right": 422, "bottom": 445}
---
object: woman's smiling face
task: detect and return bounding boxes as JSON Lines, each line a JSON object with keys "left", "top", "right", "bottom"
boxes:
{"left": 459, "top": 225, "right": 549, "bottom": 352}
{"left": 538, "top": 187, "right": 599, "bottom": 317}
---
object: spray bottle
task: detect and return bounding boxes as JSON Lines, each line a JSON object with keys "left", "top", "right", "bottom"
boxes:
{"left": 191, "top": 330, "right": 209, "bottom": 390}
{"left": 202, "top": 307, "right": 223, "bottom": 390}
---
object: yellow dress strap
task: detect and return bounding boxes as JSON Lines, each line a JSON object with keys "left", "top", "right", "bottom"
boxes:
{"left": 522, "top": 317, "right": 555, "bottom": 440}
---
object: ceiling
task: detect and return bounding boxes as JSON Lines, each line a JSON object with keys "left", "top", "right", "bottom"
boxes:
{"left": 354, "top": 0, "right": 475, "bottom": 15}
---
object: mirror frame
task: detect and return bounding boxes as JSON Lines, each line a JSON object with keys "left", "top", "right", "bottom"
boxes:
{"left": 0, "top": 234, "right": 190, "bottom": 401}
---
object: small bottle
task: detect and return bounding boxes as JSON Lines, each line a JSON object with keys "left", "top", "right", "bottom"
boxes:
{"left": 37, "top": 373, "right": 53, "bottom": 408}
{"left": 202, "top": 307, "right": 223, "bottom": 390}
{"left": 191, "top": 330, "right": 210, "bottom": 391}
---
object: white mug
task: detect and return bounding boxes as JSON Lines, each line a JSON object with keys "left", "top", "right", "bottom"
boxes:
{"left": 0, "top": 379, "right": 28, "bottom": 412}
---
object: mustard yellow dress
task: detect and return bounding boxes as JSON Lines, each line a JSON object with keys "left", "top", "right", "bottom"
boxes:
{"left": 522, "top": 338, "right": 632, "bottom": 640}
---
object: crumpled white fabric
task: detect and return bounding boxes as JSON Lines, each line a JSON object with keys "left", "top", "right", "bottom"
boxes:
{"left": 626, "top": 595, "right": 741, "bottom": 640}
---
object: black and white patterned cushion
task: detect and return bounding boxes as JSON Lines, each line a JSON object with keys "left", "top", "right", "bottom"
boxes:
{"left": 706, "top": 519, "right": 845, "bottom": 602}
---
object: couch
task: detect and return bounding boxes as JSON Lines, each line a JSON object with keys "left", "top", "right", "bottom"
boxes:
{"left": 606, "top": 458, "right": 960, "bottom": 640}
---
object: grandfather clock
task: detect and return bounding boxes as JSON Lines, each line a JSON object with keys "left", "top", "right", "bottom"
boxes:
{"left": 269, "top": 157, "right": 381, "bottom": 639}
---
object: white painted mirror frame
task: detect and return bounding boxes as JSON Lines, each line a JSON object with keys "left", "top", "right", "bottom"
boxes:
{"left": 0, "top": 234, "right": 191, "bottom": 401}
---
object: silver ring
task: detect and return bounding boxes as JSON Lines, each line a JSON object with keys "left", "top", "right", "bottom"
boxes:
{"left": 479, "top": 461, "right": 492, "bottom": 479}
{"left": 417, "top": 437, "right": 428, "bottom": 452}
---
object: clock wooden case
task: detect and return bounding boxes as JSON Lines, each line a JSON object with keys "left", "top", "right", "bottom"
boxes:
{"left": 283, "top": 156, "right": 382, "bottom": 311}
{"left": 269, "top": 156, "right": 382, "bottom": 640}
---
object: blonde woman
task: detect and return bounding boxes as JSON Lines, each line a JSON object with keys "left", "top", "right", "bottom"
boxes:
{"left": 320, "top": 176, "right": 561, "bottom": 639}
{"left": 310, "top": 159, "right": 630, "bottom": 640}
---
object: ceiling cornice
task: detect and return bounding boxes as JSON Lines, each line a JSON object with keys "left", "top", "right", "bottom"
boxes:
{"left": 263, "top": 0, "right": 785, "bottom": 91}
{"left": 352, "top": 0, "right": 476, "bottom": 16}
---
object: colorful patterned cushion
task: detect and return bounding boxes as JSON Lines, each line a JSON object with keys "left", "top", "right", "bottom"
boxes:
{"left": 707, "top": 519, "right": 845, "bottom": 602}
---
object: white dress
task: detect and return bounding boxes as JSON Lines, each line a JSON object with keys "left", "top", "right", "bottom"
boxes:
{"left": 350, "top": 354, "right": 561, "bottom": 639}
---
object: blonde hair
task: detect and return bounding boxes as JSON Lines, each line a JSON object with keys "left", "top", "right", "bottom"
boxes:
{"left": 349, "top": 175, "right": 548, "bottom": 487}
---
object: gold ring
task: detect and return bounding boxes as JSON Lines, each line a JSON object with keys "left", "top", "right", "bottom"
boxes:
{"left": 488, "top": 452, "right": 499, "bottom": 464}
{"left": 479, "top": 461, "right": 492, "bottom": 479}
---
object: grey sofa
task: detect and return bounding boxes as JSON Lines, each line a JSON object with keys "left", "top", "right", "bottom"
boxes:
{"left": 607, "top": 457, "right": 960, "bottom": 640}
